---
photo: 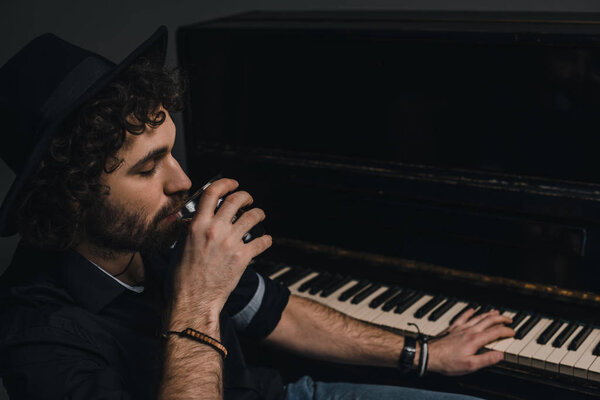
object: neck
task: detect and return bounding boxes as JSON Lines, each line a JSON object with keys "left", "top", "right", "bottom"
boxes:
{"left": 74, "top": 242, "right": 145, "bottom": 286}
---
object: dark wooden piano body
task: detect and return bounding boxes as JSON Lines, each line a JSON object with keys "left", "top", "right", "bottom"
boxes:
{"left": 177, "top": 11, "right": 600, "bottom": 399}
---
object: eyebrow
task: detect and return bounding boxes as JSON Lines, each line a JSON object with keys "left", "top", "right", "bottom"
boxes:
{"left": 128, "top": 146, "right": 169, "bottom": 171}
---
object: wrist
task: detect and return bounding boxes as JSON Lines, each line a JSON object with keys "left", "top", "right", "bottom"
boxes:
{"left": 398, "top": 336, "right": 419, "bottom": 372}
{"left": 168, "top": 300, "right": 222, "bottom": 338}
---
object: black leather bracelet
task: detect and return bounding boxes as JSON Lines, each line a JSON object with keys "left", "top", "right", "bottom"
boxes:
{"left": 398, "top": 336, "right": 417, "bottom": 372}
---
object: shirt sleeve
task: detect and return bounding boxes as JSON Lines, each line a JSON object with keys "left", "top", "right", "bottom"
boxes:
{"left": 223, "top": 265, "right": 290, "bottom": 340}
{"left": 0, "top": 325, "right": 134, "bottom": 400}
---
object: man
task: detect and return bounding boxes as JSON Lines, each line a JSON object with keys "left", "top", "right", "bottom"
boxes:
{"left": 0, "top": 27, "right": 514, "bottom": 400}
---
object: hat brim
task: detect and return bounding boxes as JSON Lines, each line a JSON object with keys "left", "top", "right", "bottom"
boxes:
{"left": 0, "top": 26, "right": 168, "bottom": 236}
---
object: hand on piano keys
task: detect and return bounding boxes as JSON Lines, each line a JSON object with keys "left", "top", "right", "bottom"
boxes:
{"left": 258, "top": 262, "right": 600, "bottom": 381}
{"left": 426, "top": 307, "right": 513, "bottom": 375}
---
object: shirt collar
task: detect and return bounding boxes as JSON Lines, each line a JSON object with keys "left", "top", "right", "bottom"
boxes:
{"left": 86, "top": 257, "right": 145, "bottom": 293}
{"left": 56, "top": 249, "right": 129, "bottom": 313}
{"left": 5, "top": 237, "right": 183, "bottom": 314}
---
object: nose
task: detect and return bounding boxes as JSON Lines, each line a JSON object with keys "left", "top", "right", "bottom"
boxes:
{"left": 164, "top": 155, "right": 192, "bottom": 195}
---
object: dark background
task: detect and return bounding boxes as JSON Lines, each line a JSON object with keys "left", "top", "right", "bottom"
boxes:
{"left": 3, "top": 1, "right": 600, "bottom": 398}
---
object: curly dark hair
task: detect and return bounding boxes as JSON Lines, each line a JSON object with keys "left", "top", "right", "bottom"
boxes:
{"left": 15, "top": 57, "right": 186, "bottom": 251}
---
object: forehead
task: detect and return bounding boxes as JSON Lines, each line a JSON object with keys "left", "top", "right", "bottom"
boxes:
{"left": 119, "top": 112, "right": 175, "bottom": 161}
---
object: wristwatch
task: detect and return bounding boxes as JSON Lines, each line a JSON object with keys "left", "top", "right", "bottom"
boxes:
{"left": 398, "top": 336, "right": 417, "bottom": 372}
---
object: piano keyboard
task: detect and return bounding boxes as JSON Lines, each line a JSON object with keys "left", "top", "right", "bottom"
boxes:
{"left": 258, "top": 263, "right": 600, "bottom": 382}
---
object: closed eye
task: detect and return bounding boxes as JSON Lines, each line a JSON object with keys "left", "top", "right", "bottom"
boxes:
{"left": 139, "top": 165, "right": 157, "bottom": 177}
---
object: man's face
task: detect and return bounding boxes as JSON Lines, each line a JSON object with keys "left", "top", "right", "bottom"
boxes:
{"left": 82, "top": 109, "right": 192, "bottom": 254}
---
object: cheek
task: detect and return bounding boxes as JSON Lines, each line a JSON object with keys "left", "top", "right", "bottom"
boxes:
{"left": 108, "top": 180, "right": 161, "bottom": 213}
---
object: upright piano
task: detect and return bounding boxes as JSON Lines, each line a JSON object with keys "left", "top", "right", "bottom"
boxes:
{"left": 177, "top": 11, "right": 600, "bottom": 399}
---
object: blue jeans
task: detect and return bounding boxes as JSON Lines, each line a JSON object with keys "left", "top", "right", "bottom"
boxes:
{"left": 284, "top": 376, "right": 483, "bottom": 400}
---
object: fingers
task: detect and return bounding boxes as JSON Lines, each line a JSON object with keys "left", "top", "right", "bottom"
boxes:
{"left": 244, "top": 234, "right": 273, "bottom": 258}
{"left": 462, "top": 310, "right": 500, "bottom": 329}
{"left": 233, "top": 207, "right": 266, "bottom": 236}
{"left": 465, "top": 351, "right": 504, "bottom": 372}
{"left": 471, "top": 313, "right": 513, "bottom": 333}
{"left": 216, "top": 190, "right": 254, "bottom": 222}
{"left": 430, "top": 308, "right": 515, "bottom": 376}
{"left": 196, "top": 178, "right": 239, "bottom": 217}
{"left": 473, "top": 324, "right": 515, "bottom": 348}
{"left": 449, "top": 307, "right": 476, "bottom": 328}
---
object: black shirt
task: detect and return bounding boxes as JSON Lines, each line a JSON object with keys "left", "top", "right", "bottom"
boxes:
{"left": 0, "top": 240, "right": 290, "bottom": 400}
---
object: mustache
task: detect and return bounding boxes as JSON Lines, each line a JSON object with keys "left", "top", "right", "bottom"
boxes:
{"left": 153, "top": 192, "right": 189, "bottom": 222}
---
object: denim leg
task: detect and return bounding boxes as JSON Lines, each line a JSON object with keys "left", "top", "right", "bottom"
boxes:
{"left": 284, "top": 376, "right": 484, "bottom": 400}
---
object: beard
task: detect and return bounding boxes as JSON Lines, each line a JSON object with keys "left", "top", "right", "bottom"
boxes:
{"left": 81, "top": 192, "right": 188, "bottom": 255}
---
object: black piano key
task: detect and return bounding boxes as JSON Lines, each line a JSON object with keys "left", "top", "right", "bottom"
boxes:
{"left": 298, "top": 274, "right": 324, "bottom": 292}
{"left": 273, "top": 267, "right": 301, "bottom": 284}
{"left": 508, "top": 312, "right": 528, "bottom": 330}
{"left": 592, "top": 340, "right": 600, "bottom": 356}
{"left": 428, "top": 298, "right": 458, "bottom": 321}
{"left": 319, "top": 273, "right": 341, "bottom": 292}
{"left": 537, "top": 319, "right": 563, "bottom": 345}
{"left": 449, "top": 303, "right": 478, "bottom": 326}
{"left": 281, "top": 268, "right": 312, "bottom": 287}
{"left": 318, "top": 274, "right": 343, "bottom": 293}
{"left": 514, "top": 314, "right": 541, "bottom": 340}
{"left": 394, "top": 291, "right": 424, "bottom": 314}
{"left": 338, "top": 280, "right": 370, "bottom": 302}
{"left": 308, "top": 273, "right": 334, "bottom": 295}
{"left": 472, "top": 304, "right": 493, "bottom": 317}
{"left": 381, "top": 290, "right": 412, "bottom": 312}
{"left": 552, "top": 322, "right": 578, "bottom": 348}
{"left": 351, "top": 283, "right": 382, "bottom": 304}
{"left": 320, "top": 276, "right": 352, "bottom": 297}
{"left": 414, "top": 295, "right": 445, "bottom": 319}
{"left": 254, "top": 262, "right": 283, "bottom": 277}
{"left": 369, "top": 286, "right": 401, "bottom": 309}
{"left": 568, "top": 325, "right": 593, "bottom": 351}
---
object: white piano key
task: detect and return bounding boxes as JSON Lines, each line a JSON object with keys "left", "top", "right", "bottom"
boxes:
{"left": 506, "top": 318, "right": 551, "bottom": 364}
{"left": 411, "top": 297, "right": 455, "bottom": 336}
{"left": 574, "top": 333, "right": 600, "bottom": 379}
{"left": 379, "top": 295, "right": 434, "bottom": 333}
{"left": 486, "top": 311, "right": 518, "bottom": 352}
{"left": 371, "top": 293, "right": 423, "bottom": 329}
{"left": 530, "top": 322, "right": 567, "bottom": 369}
{"left": 545, "top": 325, "right": 584, "bottom": 373}
{"left": 360, "top": 292, "right": 410, "bottom": 325}
{"left": 371, "top": 293, "right": 415, "bottom": 328}
{"left": 358, "top": 289, "right": 405, "bottom": 323}
{"left": 311, "top": 280, "right": 360, "bottom": 313}
{"left": 561, "top": 328, "right": 600, "bottom": 376}
{"left": 427, "top": 301, "right": 469, "bottom": 337}
{"left": 588, "top": 354, "right": 600, "bottom": 382}
{"left": 345, "top": 286, "right": 391, "bottom": 321}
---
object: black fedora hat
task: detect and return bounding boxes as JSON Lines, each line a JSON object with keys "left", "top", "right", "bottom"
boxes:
{"left": 0, "top": 26, "right": 168, "bottom": 236}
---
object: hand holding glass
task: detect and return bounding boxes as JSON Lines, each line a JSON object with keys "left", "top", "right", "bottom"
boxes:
{"left": 176, "top": 177, "right": 266, "bottom": 243}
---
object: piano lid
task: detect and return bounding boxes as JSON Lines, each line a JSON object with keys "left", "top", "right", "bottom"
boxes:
{"left": 177, "top": 11, "right": 600, "bottom": 296}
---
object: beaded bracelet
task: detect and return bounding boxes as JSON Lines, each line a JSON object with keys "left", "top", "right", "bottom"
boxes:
{"left": 162, "top": 328, "right": 228, "bottom": 359}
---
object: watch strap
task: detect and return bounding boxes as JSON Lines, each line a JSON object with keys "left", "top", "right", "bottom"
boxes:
{"left": 398, "top": 336, "right": 417, "bottom": 372}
